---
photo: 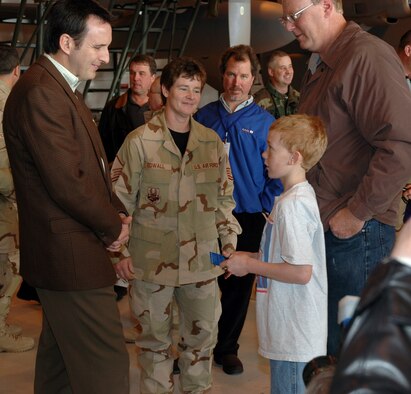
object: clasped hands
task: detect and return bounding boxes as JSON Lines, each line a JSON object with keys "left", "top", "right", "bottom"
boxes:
{"left": 107, "top": 214, "right": 135, "bottom": 281}
{"left": 106, "top": 214, "right": 132, "bottom": 252}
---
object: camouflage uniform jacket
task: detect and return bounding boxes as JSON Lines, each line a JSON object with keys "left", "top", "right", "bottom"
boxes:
{"left": 112, "top": 110, "right": 241, "bottom": 286}
{"left": 0, "top": 80, "right": 18, "bottom": 254}
{"left": 254, "top": 83, "right": 300, "bottom": 119}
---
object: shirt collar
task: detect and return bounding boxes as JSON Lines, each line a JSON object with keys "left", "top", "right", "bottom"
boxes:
{"left": 219, "top": 93, "right": 254, "bottom": 113}
{"left": 319, "top": 21, "right": 360, "bottom": 70}
{"left": 44, "top": 54, "right": 81, "bottom": 92}
{"left": 308, "top": 53, "right": 322, "bottom": 74}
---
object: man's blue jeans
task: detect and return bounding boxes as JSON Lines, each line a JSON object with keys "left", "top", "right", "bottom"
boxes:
{"left": 270, "top": 359, "right": 306, "bottom": 394}
{"left": 325, "top": 219, "right": 395, "bottom": 356}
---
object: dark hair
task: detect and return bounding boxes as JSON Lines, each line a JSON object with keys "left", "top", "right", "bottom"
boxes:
{"left": 160, "top": 57, "right": 206, "bottom": 104}
{"left": 399, "top": 30, "right": 411, "bottom": 51}
{"left": 44, "top": 0, "right": 111, "bottom": 54}
{"left": 129, "top": 54, "right": 157, "bottom": 75}
{"left": 219, "top": 44, "right": 259, "bottom": 77}
{"left": 0, "top": 45, "right": 19, "bottom": 75}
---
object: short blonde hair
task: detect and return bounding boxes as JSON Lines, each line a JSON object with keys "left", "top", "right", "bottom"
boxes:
{"left": 269, "top": 114, "right": 327, "bottom": 171}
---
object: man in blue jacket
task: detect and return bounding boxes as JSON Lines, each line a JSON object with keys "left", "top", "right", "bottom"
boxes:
{"left": 195, "top": 44, "right": 282, "bottom": 375}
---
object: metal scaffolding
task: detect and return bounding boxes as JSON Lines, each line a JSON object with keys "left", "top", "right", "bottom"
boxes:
{"left": 0, "top": 0, "right": 203, "bottom": 112}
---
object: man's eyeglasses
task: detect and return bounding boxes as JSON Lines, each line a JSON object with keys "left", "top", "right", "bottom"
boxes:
{"left": 279, "top": 2, "right": 314, "bottom": 25}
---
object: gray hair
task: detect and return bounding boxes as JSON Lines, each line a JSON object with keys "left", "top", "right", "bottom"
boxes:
{"left": 312, "top": 0, "right": 343, "bottom": 14}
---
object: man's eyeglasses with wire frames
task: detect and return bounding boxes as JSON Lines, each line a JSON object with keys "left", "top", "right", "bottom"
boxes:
{"left": 279, "top": 2, "right": 314, "bottom": 25}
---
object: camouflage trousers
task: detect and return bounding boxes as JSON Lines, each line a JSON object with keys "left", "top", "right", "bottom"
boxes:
{"left": 130, "top": 278, "right": 221, "bottom": 394}
{"left": 0, "top": 251, "right": 19, "bottom": 297}
{"left": 0, "top": 252, "right": 20, "bottom": 330}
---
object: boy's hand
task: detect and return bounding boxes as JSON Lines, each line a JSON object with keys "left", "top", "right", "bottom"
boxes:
{"left": 221, "top": 252, "right": 251, "bottom": 277}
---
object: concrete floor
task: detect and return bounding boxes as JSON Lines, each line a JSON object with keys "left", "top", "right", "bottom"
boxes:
{"left": 1, "top": 295, "right": 270, "bottom": 394}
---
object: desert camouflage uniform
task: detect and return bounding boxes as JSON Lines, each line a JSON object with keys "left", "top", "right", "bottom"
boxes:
{"left": 254, "top": 83, "right": 300, "bottom": 119}
{"left": 0, "top": 79, "right": 19, "bottom": 304}
{"left": 112, "top": 110, "right": 241, "bottom": 393}
{"left": 0, "top": 80, "right": 34, "bottom": 351}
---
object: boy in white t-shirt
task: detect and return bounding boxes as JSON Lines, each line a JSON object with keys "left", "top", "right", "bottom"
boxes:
{"left": 221, "top": 114, "right": 328, "bottom": 394}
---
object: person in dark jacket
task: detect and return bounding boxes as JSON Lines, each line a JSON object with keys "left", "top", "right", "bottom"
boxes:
{"left": 98, "top": 53, "right": 156, "bottom": 164}
{"left": 99, "top": 53, "right": 157, "bottom": 301}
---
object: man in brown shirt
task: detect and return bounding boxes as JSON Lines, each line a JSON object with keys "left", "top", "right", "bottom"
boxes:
{"left": 281, "top": 0, "right": 411, "bottom": 356}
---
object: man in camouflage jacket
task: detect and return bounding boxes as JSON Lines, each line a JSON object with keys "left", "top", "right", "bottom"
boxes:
{"left": 254, "top": 50, "right": 299, "bottom": 119}
{"left": 0, "top": 45, "right": 34, "bottom": 353}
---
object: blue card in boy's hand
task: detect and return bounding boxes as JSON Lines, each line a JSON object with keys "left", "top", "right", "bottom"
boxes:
{"left": 209, "top": 252, "right": 227, "bottom": 266}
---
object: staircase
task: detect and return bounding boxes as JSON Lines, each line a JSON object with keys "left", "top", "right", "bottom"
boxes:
{"left": 0, "top": 0, "right": 203, "bottom": 117}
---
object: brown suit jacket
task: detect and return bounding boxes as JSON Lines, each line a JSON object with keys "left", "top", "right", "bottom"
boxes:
{"left": 3, "top": 55, "right": 125, "bottom": 290}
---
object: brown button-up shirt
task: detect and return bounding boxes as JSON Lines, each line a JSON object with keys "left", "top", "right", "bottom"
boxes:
{"left": 300, "top": 22, "right": 411, "bottom": 230}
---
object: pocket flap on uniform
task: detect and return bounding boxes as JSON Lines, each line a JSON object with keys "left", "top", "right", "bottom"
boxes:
{"left": 193, "top": 168, "right": 220, "bottom": 183}
{"left": 133, "top": 225, "right": 169, "bottom": 242}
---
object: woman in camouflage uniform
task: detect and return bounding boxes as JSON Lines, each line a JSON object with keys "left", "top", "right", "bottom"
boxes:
{"left": 112, "top": 57, "right": 241, "bottom": 394}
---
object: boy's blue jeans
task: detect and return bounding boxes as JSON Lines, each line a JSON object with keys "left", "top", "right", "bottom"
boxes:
{"left": 270, "top": 360, "right": 306, "bottom": 394}
{"left": 325, "top": 219, "right": 395, "bottom": 356}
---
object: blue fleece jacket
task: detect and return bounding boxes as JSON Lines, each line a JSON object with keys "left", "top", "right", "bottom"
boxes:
{"left": 195, "top": 100, "right": 283, "bottom": 213}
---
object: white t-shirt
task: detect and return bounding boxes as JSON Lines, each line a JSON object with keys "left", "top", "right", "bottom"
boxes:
{"left": 256, "top": 181, "right": 327, "bottom": 362}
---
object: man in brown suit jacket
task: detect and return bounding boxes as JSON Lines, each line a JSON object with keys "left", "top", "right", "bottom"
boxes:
{"left": 3, "top": 1, "right": 131, "bottom": 393}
